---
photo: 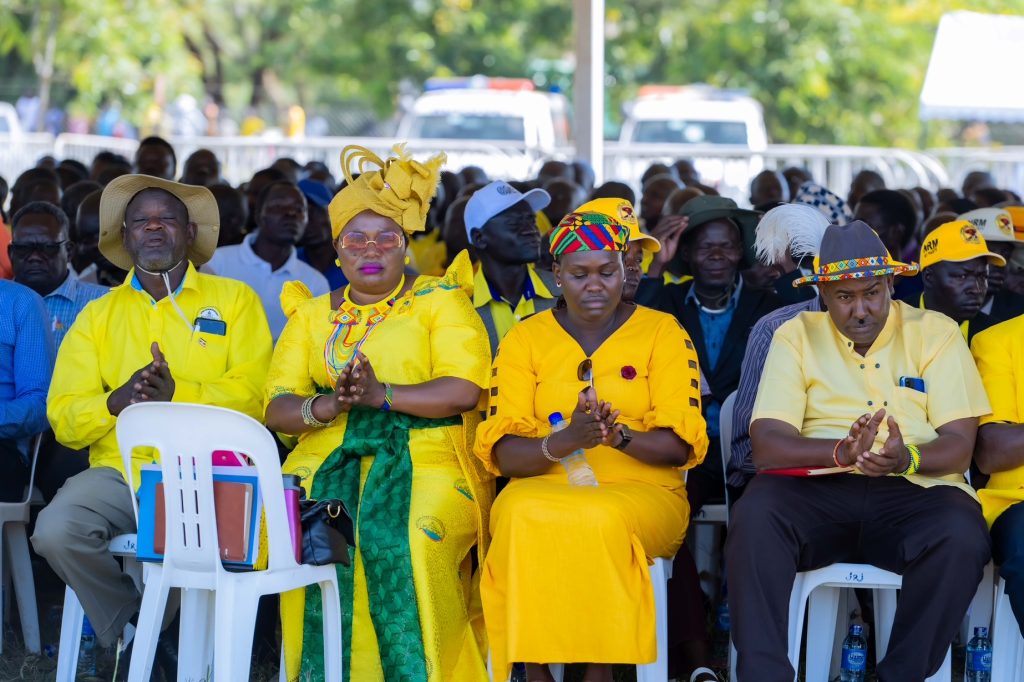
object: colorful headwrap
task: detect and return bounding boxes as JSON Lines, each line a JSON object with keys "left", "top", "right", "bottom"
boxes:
{"left": 328, "top": 143, "right": 445, "bottom": 238}
{"left": 548, "top": 198, "right": 632, "bottom": 258}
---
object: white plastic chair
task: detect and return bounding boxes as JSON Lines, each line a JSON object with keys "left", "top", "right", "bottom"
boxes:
{"left": 794, "top": 563, "right": 952, "bottom": 682}
{"left": 55, "top": 533, "right": 142, "bottom": 682}
{"left": 0, "top": 434, "right": 42, "bottom": 655}
{"left": 545, "top": 556, "right": 673, "bottom": 682}
{"left": 992, "top": 574, "right": 1024, "bottom": 678}
{"left": 116, "top": 402, "right": 342, "bottom": 682}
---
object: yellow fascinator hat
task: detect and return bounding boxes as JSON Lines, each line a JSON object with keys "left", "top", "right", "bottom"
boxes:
{"left": 329, "top": 143, "right": 446, "bottom": 239}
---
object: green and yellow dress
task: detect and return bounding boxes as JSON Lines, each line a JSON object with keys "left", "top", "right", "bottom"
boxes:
{"left": 267, "top": 255, "right": 493, "bottom": 682}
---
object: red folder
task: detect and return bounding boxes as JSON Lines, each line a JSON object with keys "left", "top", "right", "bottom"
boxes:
{"left": 760, "top": 465, "right": 856, "bottom": 477}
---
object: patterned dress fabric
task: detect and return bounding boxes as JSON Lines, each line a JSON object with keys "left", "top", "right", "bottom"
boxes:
{"left": 267, "top": 254, "right": 493, "bottom": 682}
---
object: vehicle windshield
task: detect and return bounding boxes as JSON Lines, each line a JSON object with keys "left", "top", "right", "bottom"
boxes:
{"left": 633, "top": 119, "right": 749, "bottom": 145}
{"left": 409, "top": 113, "right": 526, "bottom": 141}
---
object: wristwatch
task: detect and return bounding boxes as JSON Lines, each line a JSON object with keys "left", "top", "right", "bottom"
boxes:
{"left": 614, "top": 424, "right": 633, "bottom": 451}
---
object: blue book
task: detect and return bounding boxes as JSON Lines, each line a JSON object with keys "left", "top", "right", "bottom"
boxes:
{"left": 136, "top": 464, "right": 262, "bottom": 569}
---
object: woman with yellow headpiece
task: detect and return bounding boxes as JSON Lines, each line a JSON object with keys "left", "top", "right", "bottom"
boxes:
{"left": 265, "top": 144, "right": 493, "bottom": 682}
{"left": 476, "top": 198, "right": 709, "bottom": 681}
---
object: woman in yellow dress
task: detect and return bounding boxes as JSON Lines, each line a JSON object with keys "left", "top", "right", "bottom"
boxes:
{"left": 475, "top": 198, "right": 709, "bottom": 682}
{"left": 265, "top": 145, "right": 493, "bottom": 682}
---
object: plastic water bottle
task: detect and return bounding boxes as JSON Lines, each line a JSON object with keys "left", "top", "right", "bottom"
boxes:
{"left": 548, "top": 412, "right": 598, "bottom": 486}
{"left": 840, "top": 623, "right": 867, "bottom": 682}
{"left": 965, "top": 626, "right": 993, "bottom": 681}
{"left": 78, "top": 615, "right": 98, "bottom": 677}
{"left": 711, "top": 598, "right": 730, "bottom": 664}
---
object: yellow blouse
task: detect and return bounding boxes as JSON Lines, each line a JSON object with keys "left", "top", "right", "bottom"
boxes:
{"left": 972, "top": 315, "right": 1024, "bottom": 525}
{"left": 474, "top": 305, "right": 708, "bottom": 488}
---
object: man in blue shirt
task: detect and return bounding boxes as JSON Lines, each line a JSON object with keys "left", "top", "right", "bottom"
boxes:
{"left": 10, "top": 201, "right": 107, "bottom": 349}
{"left": 0, "top": 279, "right": 54, "bottom": 501}
{"left": 9, "top": 200, "right": 106, "bottom": 500}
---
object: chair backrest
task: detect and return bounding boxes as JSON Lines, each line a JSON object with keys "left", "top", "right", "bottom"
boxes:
{"left": 116, "top": 402, "right": 297, "bottom": 573}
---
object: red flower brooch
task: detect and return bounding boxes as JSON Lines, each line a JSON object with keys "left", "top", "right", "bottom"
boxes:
{"left": 621, "top": 365, "right": 637, "bottom": 380}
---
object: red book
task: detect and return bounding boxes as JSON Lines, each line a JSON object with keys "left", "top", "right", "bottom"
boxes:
{"left": 760, "top": 465, "right": 856, "bottom": 477}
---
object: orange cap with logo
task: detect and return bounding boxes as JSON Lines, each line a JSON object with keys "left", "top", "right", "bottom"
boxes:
{"left": 1005, "top": 206, "right": 1024, "bottom": 240}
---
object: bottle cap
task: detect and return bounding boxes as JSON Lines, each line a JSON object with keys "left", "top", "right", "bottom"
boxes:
{"left": 548, "top": 412, "right": 564, "bottom": 425}
{"left": 975, "top": 626, "right": 989, "bottom": 637}
{"left": 850, "top": 624, "right": 863, "bottom": 636}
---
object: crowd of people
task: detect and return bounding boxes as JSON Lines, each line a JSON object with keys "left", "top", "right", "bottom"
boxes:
{"left": 3, "top": 135, "right": 1024, "bottom": 682}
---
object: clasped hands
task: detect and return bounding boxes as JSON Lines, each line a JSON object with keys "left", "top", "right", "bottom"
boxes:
{"left": 835, "top": 409, "right": 911, "bottom": 476}
{"left": 312, "top": 351, "right": 387, "bottom": 423}
{"left": 107, "top": 342, "right": 175, "bottom": 416}
{"left": 548, "top": 387, "right": 624, "bottom": 457}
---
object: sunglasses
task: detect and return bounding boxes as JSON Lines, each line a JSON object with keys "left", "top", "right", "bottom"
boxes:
{"left": 577, "top": 358, "right": 594, "bottom": 388}
{"left": 10, "top": 241, "right": 67, "bottom": 258}
{"left": 339, "top": 231, "right": 404, "bottom": 252}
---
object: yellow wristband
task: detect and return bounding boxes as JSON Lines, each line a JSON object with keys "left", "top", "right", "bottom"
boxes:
{"left": 901, "top": 444, "right": 922, "bottom": 476}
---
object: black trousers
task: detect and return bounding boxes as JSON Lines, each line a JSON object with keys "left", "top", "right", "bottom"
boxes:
{"left": 0, "top": 439, "right": 29, "bottom": 502}
{"left": 725, "top": 474, "right": 990, "bottom": 682}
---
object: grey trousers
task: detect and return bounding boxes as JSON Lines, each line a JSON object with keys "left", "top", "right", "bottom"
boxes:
{"left": 31, "top": 466, "right": 141, "bottom": 647}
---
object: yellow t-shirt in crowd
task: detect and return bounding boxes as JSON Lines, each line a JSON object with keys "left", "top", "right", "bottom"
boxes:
{"left": 47, "top": 264, "right": 272, "bottom": 486}
{"left": 472, "top": 264, "right": 555, "bottom": 343}
{"left": 971, "top": 315, "right": 1024, "bottom": 525}
{"left": 752, "top": 300, "right": 990, "bottom": 498}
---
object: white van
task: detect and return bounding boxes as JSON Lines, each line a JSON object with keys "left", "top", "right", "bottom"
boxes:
{"left": 396, "top": 77, "right": 571, "bottom": 177}
{"left": 619, "top": 85, "right": 768, "bottom": 150}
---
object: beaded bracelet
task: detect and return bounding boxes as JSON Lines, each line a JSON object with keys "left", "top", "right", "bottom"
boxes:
{"left": 301, "top": 394, "right": 329, "bottom": 428}
{"left": 380, "top": 383, "right": 394, "bottom": 412}
{"left": 900, "top": 444, "right": 922, "bottom": 476}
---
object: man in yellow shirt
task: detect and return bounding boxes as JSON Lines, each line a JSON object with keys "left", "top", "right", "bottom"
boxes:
{"left": 465, "top": 180, "right": 557, "bottom": 356}
{"left": 31, "top": 175, "right": 272, "bottom": 654}
{"left": 725, "top": 220, "right": 992, "bottom": 681}
{"left": 971, "top": 316, "right": 1024, "bottom": 638}
{"left": 901, "top": 218, "right": 1005, "bottom": 342}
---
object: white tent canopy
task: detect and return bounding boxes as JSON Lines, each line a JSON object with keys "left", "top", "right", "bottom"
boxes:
{"left": 920, "top": 11, "right": 1024, "bottom": 122}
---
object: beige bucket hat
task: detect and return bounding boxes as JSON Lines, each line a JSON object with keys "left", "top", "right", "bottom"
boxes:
{"left": 99, "top": 174, "right": 219, "bottom": 271}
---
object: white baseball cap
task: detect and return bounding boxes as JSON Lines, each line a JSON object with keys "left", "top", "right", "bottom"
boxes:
{"left": 958, "top": 207, "right": 1016, "bottom": 243}
{"left": 465, "top": 180, "right": 551, "bottom": 239}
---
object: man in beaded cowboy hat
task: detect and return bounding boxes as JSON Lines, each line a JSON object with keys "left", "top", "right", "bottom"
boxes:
{"left": 724, "top": 219, "right": 993, "bottom": 681}
{"left": 32, "top": 174, "right": 272, "bottom": 663}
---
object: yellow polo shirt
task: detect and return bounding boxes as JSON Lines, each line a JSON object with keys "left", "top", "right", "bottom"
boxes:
{"left": 472, "top": 264, "right": 555, "bottom": 342}
{"left": 47, "top": 264, "right": 272, "bottom": 487}
{"left": 971, "top": 316, "right": 1024, "bottom": 525}
{"left": 752, "top": 300, "right": 989, "bottom": 498}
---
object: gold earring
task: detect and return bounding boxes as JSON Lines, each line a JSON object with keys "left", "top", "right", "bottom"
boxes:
{"left": 405, "top": 255, "right": 411, "bottom": 265}
{"left": 335, "top": 258, "right": 342, "bottom": 267}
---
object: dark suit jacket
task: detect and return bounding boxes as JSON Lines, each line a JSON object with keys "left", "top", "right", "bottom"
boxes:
{"left": 636, "top": 278, "right": 782, "bottom": 404}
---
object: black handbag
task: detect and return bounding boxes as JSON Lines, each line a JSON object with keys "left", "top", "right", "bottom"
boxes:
{"left": 299, "top": 498, "right": 355, "bottom": 567}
